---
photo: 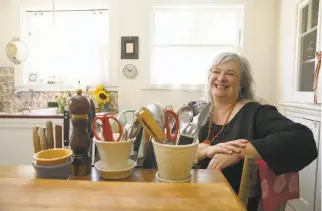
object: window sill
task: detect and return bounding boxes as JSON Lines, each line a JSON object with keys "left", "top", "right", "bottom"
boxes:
{"left": 14, "top": 84, "right": 119, "bottom": 92}
{"left": 140, "top": 84, "right": 206, "bottom": 92}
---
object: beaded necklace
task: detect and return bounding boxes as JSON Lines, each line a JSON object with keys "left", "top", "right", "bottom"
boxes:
{"left": 202, "top": 102, "right": 237, "bottom": 145}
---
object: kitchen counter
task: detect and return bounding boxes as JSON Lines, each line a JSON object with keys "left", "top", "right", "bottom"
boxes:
{"left": 0, "top": 166, "right": 246, "bottom": 211}
{"left": 0, "top": 111, "right": 117, "bottom": 119}
{"left": 0, "top": 113, "right": 64, "bottom": 119}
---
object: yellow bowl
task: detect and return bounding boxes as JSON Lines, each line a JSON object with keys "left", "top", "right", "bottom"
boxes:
{"left": 33, "top": 148, "right": 73, "bottom": 166}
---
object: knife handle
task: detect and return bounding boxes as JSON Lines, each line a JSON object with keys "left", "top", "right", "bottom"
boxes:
{"left": 32, "top": 127, "right": 41, "bottom": 153}
{"left": 46, "top": 121, "right": 54, "bottom": 149}
{"left": 55, "top": 125, "right": 62, "bottom": 148}
{"left": 39, "top": 128, "right": 47, "bottom": 150}
{"left": 63, "top": 111, "right": 70, "bottom": 147}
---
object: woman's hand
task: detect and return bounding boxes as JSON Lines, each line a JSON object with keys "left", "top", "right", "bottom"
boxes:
{"left": 197, "top": 143, "right": 211, "bottom": 161}
{"left": 207, "top": 153, "right": 241, "bottom": 170}
{"left": 206, "top": 139, "right": 249, "bottom": 158}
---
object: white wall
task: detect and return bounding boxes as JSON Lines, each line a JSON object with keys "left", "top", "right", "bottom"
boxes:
{"left": 0, "top": 0, "right": 278, "bottom": 111}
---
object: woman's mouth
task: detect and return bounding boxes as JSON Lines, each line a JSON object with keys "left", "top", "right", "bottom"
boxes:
{"left": 214, "top": 84, "right": 229, "bottom": 90}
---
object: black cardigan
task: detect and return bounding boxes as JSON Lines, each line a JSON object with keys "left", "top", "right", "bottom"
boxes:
{"left": 198, "top": 101, "right": 318, "bottom": 194}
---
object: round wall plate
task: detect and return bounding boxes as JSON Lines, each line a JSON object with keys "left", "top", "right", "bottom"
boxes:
{"left": 123, "top": 64, "right": 138, "bottom": 79}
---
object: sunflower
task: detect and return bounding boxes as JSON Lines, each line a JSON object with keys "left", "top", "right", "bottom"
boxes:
{"left": 93, "top": 85, "right": 110, "bottom": 104}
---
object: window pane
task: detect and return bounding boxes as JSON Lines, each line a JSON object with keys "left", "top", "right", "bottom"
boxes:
{"left": 195, "top": 8, "right": 241, "bottom": 45}
{"left": 153, "top": 7, "right": 242, "bottom": 45}
{"left": 22, "top": 10, "right": 109, "bottom": 85}
{"left": 153, "top": 10, "right": 195, "bottom": 45}
{"left": 151, "top": 46, "right": 239, "bottom": 85}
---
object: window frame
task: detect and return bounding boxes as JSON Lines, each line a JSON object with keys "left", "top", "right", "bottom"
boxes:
{"left": 146, "top": 5, "right": 244, "bottom": 91}
{"left": 15, "top": 5, "right": 119, "bottom": 92}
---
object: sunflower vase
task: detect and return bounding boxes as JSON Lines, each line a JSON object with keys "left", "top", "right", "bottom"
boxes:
{"left": 93, "top": 85, "right": 111, "bottom": 113}
{"left": 100, "top": 103, "right": 110, "bottom": 112}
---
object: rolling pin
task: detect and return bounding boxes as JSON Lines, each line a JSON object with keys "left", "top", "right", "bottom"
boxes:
{"left": 32, "top": 127, "right": 41, "bottom": 153}
{"left": 39, "top": 128, "right": 47, "bottom": 150}
{"left": 55, "top": 125, "right": 62, "bottom": 148}
{"left": 46, "top": 121, "right": 54, "bottom": 149}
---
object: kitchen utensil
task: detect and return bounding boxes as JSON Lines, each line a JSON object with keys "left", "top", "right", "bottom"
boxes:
{"left": 94, "top": 159, "right": 136, "bottom": 180}
{"left": 121, "top": 120, "right": 133, "bottom": 141}
{"left": 32, "top": 127, "right": 41, "bottom": 153}
{"left": 91, "top": 115, "right": 123, "bottom": 142}
{"left": 135, "top": 107, "right": 165, "bottom": 142}
{"left": 33, "top": 148, "right": 73, "bottom": 166}
{"left": 68, "top": 89, "right": 92, "bottom": 176}
{"left": 5, "top": 37, "right": 29, "bottom": 64}
{"left": 143, "top": 102, "right": 165, "bottom": 130}
{"left": 63, "top": 110, "right": 70, "bottom": 148}
{"left": 164, "top": 109, "right": 179, "bottom": 143}
{"left": 182, "top": 122, "right": 198, "bottom": 137}
{"left": 177, "top": 106, "right": 193, "bottom": 134}
{"left": 55, "top": 125, "right": 62, "bottom": 148}
{"left": 197, "top": 102, "right": 212, "bottom": 132}
{"left": 32, "top": 158, "right": 72, "bottom": 179}
{"left": 128, "top": 119, "right": 141, "bottom": 140}
{"left": 39, "top": 128, "right": 47, "bottom": 150}
{"left": 46, "top": 121, "right": 54, "bottom": 149}
{"left": 130, "top": 125, "right": 144, "bottom": 162}
{"left": 177, "top": 134, "right": 195, "bottom": 145}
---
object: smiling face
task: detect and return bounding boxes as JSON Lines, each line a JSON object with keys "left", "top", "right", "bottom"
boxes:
{"left": 209, "top": 60, "right": 241, "bottom": 102}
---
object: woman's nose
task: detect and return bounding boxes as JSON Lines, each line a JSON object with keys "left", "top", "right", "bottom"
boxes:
{"left": 216, "top": 74, "right": 226, "bottom": 81}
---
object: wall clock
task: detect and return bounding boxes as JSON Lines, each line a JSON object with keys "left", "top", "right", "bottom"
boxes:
{"left": 123, "top": 64, "right": 138, "bottom": 79}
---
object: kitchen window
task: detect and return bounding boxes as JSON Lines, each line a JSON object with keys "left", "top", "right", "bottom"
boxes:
{"left": 150, "top": 6, "right": 244, "bottom": 90}
{"left": 21, "top": 9, "right": 109, "bottom": 88}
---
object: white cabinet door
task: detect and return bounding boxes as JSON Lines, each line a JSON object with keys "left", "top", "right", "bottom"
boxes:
{"left": 285, "top": 203, "right": 296, "bottom": 211}
{"left": 286, "top": 116, "right": 320, "bottom": 211}
{"left": 0, "top": 118, "right": 65, "bottom": 165}
{"left": 0, "top": 125, "right": 34, "bottom": 165}
{"left": 314, "top": 121, "right": 321, "bottom": 211}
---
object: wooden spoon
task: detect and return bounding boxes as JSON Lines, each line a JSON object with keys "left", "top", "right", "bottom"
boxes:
{"left": 32, "top": 127, "right": 41, "bottom": 153}
{"left": 39, "top": 128, "right": 47, "bottom": 150}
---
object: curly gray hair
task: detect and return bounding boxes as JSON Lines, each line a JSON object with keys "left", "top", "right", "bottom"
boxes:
{"left": 205, "top": 52, "right": 255, "bottom": 102}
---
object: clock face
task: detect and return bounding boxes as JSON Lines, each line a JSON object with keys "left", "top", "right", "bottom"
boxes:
{"left": 123, "top": 64, "right": 138, "bottom": 79}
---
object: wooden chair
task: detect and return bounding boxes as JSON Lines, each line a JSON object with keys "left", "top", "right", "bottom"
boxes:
{"left": 117, "top": 109, "right": 136, "bottom": 128}
{"left": 238, "top": 157, "right": 286, "bottom": 211}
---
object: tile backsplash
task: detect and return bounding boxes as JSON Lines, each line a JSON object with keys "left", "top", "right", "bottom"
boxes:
{"left": 0, "top": 67, "right": 118, "bottom": 113}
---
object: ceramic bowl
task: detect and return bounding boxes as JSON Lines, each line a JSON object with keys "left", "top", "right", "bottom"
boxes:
{"left": 32, "top": 158, "right": 72, "bottom": 179}
{"left": 95, "top": 159, "right": 136, "bottom": 180}
{"left": 94, "top": 139, "right": 133, "bottom": 170}
{"left": 33, "top": 148, "right": 73, "bottom": 166}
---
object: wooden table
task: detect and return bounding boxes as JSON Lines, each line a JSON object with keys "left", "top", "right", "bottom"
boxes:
{"left": 0, "top": 166, "right": 246, "bottom": 211}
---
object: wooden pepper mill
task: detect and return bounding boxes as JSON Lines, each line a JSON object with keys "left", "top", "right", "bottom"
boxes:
{"left": 68, "top": 89, "right": 92, "bottom": 176}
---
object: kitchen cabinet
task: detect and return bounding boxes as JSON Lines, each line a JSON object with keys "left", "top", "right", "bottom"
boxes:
{"left": 293, "top": 0, "right": 321, "bottom": 103}
{"left": 281, "top": 101, "right": 321, "bottom": 211}
{"left": 0, "top": 116, "right": 143, "bottom": 167}
{"left": 0, "top": 118, "right": 67, "bottom": 165}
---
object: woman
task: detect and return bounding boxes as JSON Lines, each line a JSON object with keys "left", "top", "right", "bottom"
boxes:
{"left": 197, "top": 52, "right": 318, "bottom": 209}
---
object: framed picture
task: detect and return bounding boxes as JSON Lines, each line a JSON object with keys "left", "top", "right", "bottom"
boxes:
{"left": 121, "top": 36, "right": 139, "bottom": 59}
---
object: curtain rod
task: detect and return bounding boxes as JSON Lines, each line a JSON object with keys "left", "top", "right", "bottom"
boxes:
{"left": 26, "top": 9, "right": 109, "bottom": 13}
